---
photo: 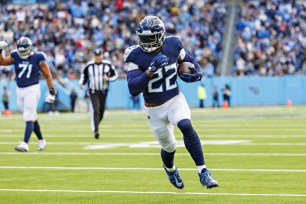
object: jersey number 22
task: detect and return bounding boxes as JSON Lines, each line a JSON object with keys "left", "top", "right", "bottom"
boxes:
{"left": 148, "top": 64, "right": 177, "bottom": 93}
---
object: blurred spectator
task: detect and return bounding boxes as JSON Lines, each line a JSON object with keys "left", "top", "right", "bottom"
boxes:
{"left": 2, "top": 86, "right": 11, "bottom": 116}
{"left": 197, "top": 84, "right": 207, "bottom": 108}
{"left": 222, "top": 84, "right": 231, "bottom": 107}
{"left": 212, "top": 86, "right": 220, "bottom": 108}
{"left": 0, "top": 0, "right": 227, "bottom": 80}
{"left": 130, "top": 95, "right": 141, "bottom": 111}
{"left": 2, "top": 1, "right": 304, "bottom": 79}
{"left": 201, "top": 58, "right": 215, "bottom": 78}
{"left": 234, "top": 0, "right": 305, "bottom": 76}
{"left": 70, "top": 89, "right": 78, "bottom": 112}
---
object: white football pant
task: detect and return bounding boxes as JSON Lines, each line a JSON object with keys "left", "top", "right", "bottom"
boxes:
{"left": 16, "top": 84, "right": 40, "bottom": 121}
{"left": 144, "top": 92, "right": 191, "bottom": 153}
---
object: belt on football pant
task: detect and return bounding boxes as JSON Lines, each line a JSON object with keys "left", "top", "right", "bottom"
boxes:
{"left": 144, "top": 98, "right": 171, "bottom": 107}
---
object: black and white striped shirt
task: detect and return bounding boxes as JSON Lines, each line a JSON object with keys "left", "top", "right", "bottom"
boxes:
{"left": 79, "top": 59, "right": 118, "bottom": 91}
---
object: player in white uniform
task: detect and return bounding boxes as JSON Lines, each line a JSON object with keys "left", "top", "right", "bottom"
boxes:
{"left": 0, "top": 37, "right": 56, "bottom": 152}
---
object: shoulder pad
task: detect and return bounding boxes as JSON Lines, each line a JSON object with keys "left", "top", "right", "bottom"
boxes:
{"left": 10, "top": 49, "right": 19, "bottom": 59}
{"left": 165, "top": 35, "right": 181, "bottom": 42}
{"left": 123, "top": 45, "right": 139, "bottom": 63}
{"left": 164, "top": 35, "right": 184, "bottom": 54}
{"left": 35, "top": 51, "right": 47, "bottom": 60}
{"left": 11, "top": 49, "right": 18, "bottom": 55}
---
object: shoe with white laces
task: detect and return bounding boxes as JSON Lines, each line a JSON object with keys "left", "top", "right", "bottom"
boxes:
{"left": 37, "top": 139, "right": 46, "bottom": 151}
{"left": 15, "top": 141, "right": 29, "bottom": 152}
{"left": 163, "top": 164, "right": 184, "bottom": 189}
{"left": 198, "top": 168, "right": 219, "bottom": 189}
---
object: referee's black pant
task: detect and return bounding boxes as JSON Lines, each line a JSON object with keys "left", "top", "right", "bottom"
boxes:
{"left": 89, "top": 90, "right": 108, "bottom": 133}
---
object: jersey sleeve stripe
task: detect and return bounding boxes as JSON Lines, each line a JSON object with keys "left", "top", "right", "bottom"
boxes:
{"left": 127, "top": 62, "right": 139, "bottom": 72}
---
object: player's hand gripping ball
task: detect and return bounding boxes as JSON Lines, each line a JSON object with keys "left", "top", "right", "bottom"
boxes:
{"left": 178, "top": 62, "right": 203, "bottom": 83}
{"left": 177, "top": 62, "right": 194, "bottom": 75}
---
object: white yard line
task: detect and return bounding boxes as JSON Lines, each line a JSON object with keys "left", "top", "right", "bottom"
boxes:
{"left": 1, "top": 142, "right": 306, "bottom": 146}
{"left": 242, "top": 143, "right": 306, "bottom": 146}
{"left": 1, "top": 152, "right": 306, "bottom": 157}
{"left": 0, "top": 188, "right": 305, "bottom": 197}
{"left": 0, "top": 134, "right": 153, "bottom": 138}
{"left": 0, "top": 166, "right": 305, "bottom": 173}
{"left": 1, "top": 134, "right": 306, "bottom": 138}
{"left": 1, "top": 128, "right": 305, "bottom": 132}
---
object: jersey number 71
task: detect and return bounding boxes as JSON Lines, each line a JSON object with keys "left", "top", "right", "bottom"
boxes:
{"left": 18, "top": 63, "right": 33, "bottom": 78}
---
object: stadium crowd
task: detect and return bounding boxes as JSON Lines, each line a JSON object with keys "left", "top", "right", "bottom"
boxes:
{"left": 234, "top": 0, "right": 305, "bottom": 76}
{"left": 0, "top": 0, "right": 227, "bottom": 80}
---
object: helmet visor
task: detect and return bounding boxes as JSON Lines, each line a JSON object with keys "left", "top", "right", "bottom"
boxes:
{"left": 138, "top": 32, "right": 164, "bottom": 52}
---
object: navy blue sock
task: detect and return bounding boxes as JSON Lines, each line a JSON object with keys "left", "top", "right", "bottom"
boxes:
{"left": 33, "top": 120, "right": 43, "bottom": 140}
{"left": 177, "top": 119, "right": 205, "bottom": 166}
{"left": 161, "top": 149, "right": 175, "bottom": 168}
{"left": 24, "top": 121, "right": 34, "bottom": 143}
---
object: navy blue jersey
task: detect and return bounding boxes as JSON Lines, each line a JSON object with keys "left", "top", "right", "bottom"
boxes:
{"left": 11, "top": 50, "right": 46, "bottom": 88}
{"left": 124, "top": 36, "right": 185, "bottom": 103}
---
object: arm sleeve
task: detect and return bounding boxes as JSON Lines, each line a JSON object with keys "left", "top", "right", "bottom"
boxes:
{"left": 127, "top": 69, "right": 151, "bottom": 96}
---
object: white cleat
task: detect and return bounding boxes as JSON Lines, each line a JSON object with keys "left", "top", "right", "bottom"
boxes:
{"left": 37, "top": 139, "right": 46, "bottom": 151}
{"left": 15, "top": 141, "right": 29, "bottom": 152}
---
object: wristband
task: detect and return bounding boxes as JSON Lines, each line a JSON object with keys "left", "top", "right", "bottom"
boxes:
{"left": 49, "top": 88, "right": 56, "bottom": 95}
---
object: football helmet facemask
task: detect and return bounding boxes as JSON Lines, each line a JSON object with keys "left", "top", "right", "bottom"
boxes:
{"left": 17, "top": 37, "right": 33, "bottom": 59}
{"left": 136, "top": 16, "right": 165, "bottom": 52}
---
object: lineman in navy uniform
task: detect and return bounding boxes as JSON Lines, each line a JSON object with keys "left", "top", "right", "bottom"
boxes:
{"left": 0, "top": 37, "right": 56, "bottom": 152}
{"left": 124, "top": 16, "right": 218, "bottom": 189}
{"left": 80, "top": 48, "right": 118, "bottom": 139}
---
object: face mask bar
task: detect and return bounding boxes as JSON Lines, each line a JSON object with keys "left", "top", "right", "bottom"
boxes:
{"left": 138, "top": 32, "right": 164, "bottom": 52}
{"left": 17, "top": 48, "right": 32, "bottom": 59}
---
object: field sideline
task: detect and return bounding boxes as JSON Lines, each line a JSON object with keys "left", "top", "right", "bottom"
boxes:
{"left": 0, "top": 106, "right": 306, "bottom": 204}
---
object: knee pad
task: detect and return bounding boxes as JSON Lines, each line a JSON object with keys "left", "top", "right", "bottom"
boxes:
{"left": 163, "top": 142, "right": 176, "bottom": 153}
{"left": 155, "top": 127, "right": 176, "bottom": 153}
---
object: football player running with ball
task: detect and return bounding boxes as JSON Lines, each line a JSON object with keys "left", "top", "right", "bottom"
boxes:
{"left": 124, "top": 16, "right": 218, "bottom": 189}
{"left": 0, "top": 37, "right": 56, "bottom": 152}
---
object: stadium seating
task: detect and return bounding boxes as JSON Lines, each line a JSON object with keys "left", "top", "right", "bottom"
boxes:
{"left": 234, "top": 0, "right": 305, "bottom": 76}
{"left": 1, "top": 0, "right": 305, "bottom": 79}
{"left": 0, "top": 0, "right": 227, "bottom": 79}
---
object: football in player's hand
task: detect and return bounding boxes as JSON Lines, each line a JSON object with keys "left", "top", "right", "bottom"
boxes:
{"left": 178, "top": 62, "right": 194, "bottom": 75}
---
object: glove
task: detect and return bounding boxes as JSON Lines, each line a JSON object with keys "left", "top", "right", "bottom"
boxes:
{"left": 0, "top": 41, "right": 8, "bottom": 51}
{"left": 148, "top": 54, "right": 169, "bottom": 73}
{"left": 45, "top": 88, "right": 56, "bottom": 103}
{"left": 179, "top": 67, "right": 203, "bottom": 83}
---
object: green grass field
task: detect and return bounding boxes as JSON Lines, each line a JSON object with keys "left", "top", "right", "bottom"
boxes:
{"left": 0, "top": 106, "right": 306, "bottom": 204}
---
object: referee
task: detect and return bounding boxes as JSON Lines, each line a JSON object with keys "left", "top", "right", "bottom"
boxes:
{"left": 80, "top": 48, "right": 118, "bottom": 139}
